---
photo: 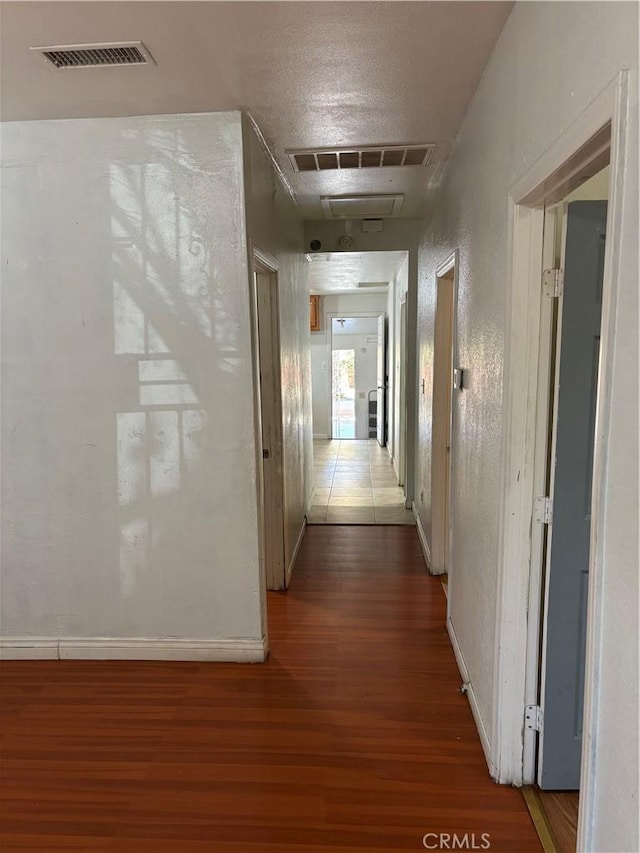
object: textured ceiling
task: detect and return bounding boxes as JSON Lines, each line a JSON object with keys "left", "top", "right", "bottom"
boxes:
{"left": 0, "top": 1, "right": 513, "bottom": 219}
{"left": 307, "top": 251, "right": 407, "bottom": 294}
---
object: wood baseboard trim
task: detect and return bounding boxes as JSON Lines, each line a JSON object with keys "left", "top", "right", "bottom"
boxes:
{"left": 446, "top": 616, "right": 494, "bottom": 776}
{"left": 521, "top": 787, "right": 561, "bottom": 853}
{"left": 0, "top": 637, "right": 267, "bottom": 662}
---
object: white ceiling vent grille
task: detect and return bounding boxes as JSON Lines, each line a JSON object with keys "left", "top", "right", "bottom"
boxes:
{"left": 321, "top": 194, "right": 404, "bottom": 220}
{"left": 31, "top": 41, "right": 155, "bottom": 69}
{"left": 287, "top": 144, "right": 434, "bottom": 172}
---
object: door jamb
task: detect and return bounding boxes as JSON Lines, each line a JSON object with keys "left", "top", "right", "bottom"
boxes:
{"left": 431, "top": 252, "right": 458, "bottom": 580}
{"left": 398, "top": 293, "right": 408, "bottom": 489}
{"left": 492, "top": 71, "right": 629, "bottom": 853}
{"left": 249, "top": 246, "right": 286, "bottom": 600}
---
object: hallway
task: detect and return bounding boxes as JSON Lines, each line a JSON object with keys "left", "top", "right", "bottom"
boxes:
{"left": 0, "top": 526, "right": 541, "bottom": 852}
{"left": 309, "top": 440, "right": 415, "bottom": 525}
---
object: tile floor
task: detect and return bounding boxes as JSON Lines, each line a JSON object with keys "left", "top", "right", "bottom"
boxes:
{"left": 309, "top": 439, "right": 415, "bottom": 525}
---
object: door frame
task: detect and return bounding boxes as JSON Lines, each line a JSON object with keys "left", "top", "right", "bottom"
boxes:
{"left": 250, "top": 246, "right": 287, "bottom": 594}
{"left": 431, "top": 252, "right": 458, "bottom": 578}
{"left": 536, "top": 199, "right": 609, "bottom": 791}
{"left": 398, "top": 294, "right": 408, "bottom": 488}
{"left": 327, "top": 311, "right": 386, "bottom": 441}
{"left": 492, "top": 71, "right": 629, "bottom": 850}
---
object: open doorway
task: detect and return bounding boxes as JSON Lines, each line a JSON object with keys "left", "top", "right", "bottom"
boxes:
{"left": 330, "top": 315, "right": 384, "bottom": 441}
{"left": 519, "top": 167, "right": 610, "bottom": 848}
{"left": 331, "top": 346, "right": 356, "bottom": 438}
{"left": 490, "top": 95, "right": 627, "bottom": 852}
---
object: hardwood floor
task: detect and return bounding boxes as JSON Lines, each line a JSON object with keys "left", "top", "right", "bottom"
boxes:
{"left": 522, "top": 787, "right": 579, "bottom": 853}
{"left": 540, "top": 791, "right": 579, "bottom": 853}
{"left": 1, "top": 526, "right": 541, "bottom": 852}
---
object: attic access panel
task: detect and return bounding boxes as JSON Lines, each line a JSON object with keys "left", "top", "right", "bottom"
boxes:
{"left": 320, "top": 194, "right": 404, "bottom": 220}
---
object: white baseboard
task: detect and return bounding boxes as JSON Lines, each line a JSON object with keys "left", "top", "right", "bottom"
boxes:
{"left": 0, "top": 636, "right": 267, "bottom": 662}
{"left": 446, "top": 616, "right": 495, "bottom": 776}
{"left": 412, "top": 502, "right": 432, "bottom": 571}
{"left": 306, "top": 486, "right": 316, "bottom": 513}
{"left": 313, "top": 433, "right": 330, "bottom": 440}
{"left": 287, "top": 518, "right": 306, "bottom": 585}
{"left": 0, "top": 638, "right": 59, "bottom": 659}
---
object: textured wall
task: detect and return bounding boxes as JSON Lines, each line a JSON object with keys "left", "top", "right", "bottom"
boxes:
{"left": 414, "top": 3, "right": 638, "bottom": 849}
{"left": 241, "top": 117, "right": 312, "bottom": 576}
{"left": 1, "top": 112, "right": 265, "bottom": 651}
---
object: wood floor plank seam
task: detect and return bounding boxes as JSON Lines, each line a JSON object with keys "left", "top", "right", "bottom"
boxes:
{"left": 1, "top": 526, "right": 542, "bottom": 852}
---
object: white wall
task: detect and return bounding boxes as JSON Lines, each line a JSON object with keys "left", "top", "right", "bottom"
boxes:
{"left": 310, "top": 292, "right": 388, "bottom": 440}
{"left": 310, "top": 335, "right": 331, "bottom": 439}
{"left": 414, "top": 3, "right": 638, "bottom": 849}
{"left": 1, "top": 112, "right": 266, "bottom": 659}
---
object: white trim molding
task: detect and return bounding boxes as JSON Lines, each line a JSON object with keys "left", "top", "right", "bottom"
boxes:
{"left": 287, "top": 519, "right": 307, "bottom": 586}
{"left": 412, "top": 501, "right": 432, "bottom": 571}
{"left": 0, "top": 638, "right": 59, "bottom": 659}
{"left": 447, "top": 617, "right": 494, "bottom": 775}
{"left": 492, "top": 70, "right": 630, "bottom": 853}
{"left": 306, "top": 485, "right": 316, "bottom": 513}
{"left": 1, "top": 636, "right": 267, "bottom": 662}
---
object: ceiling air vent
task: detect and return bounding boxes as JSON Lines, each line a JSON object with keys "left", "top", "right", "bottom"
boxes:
{"left": 31, "top": 41, "right": 155, "bottom": 69}
{"left": 287, "top": 144, "right": 434, "bottom": 172}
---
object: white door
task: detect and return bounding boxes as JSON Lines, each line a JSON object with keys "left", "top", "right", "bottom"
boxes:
{"left": 376, "top": 314, "right": 386, "bottom": 446}
{"left": 255, "top": 270, "right": 286, "bottom": 591}
{"left": 538, "top": 200, "right": 607, "bottom": 788}
{"left": 431, "top": 270, "right": 455, "bottom": 574}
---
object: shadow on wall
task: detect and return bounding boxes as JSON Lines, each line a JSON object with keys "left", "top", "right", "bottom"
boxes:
{"left": 109, "top": 128, "right": 242, "bottom": 604}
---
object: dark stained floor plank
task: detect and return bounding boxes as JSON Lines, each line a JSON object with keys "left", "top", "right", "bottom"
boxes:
{"left": 1, "top": 526, "right": 541, "bottom": 852}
